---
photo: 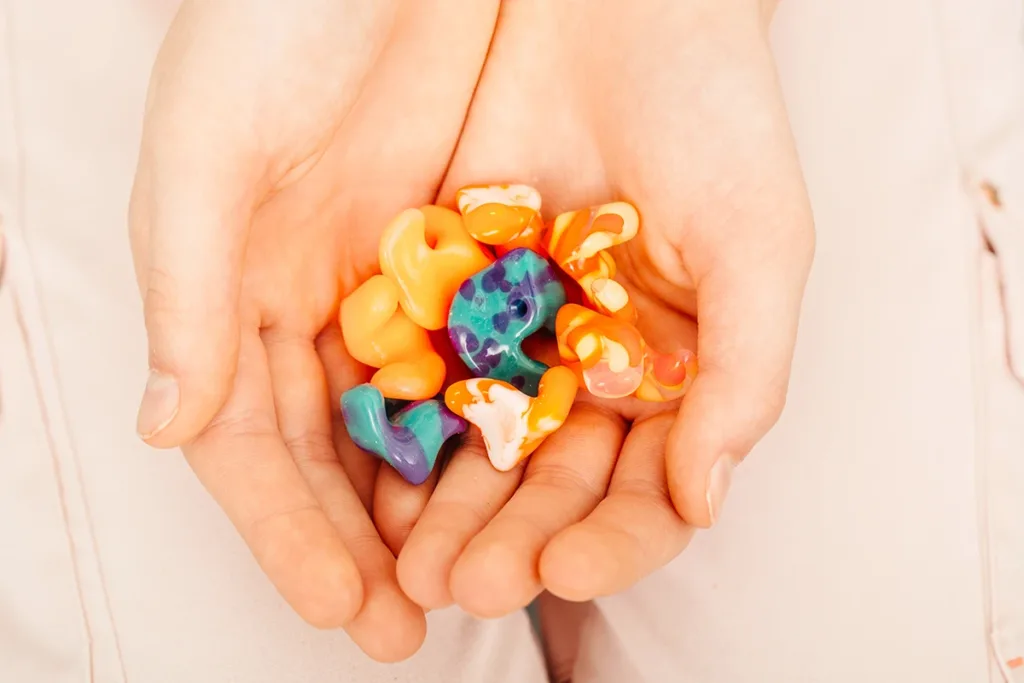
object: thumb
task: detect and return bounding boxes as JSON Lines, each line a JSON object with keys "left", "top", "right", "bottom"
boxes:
{"left": 666, "top": 236, "right": 813, "bottom": 527}
{"left": 129, "top": 119, "right": 261, "bottom": 448}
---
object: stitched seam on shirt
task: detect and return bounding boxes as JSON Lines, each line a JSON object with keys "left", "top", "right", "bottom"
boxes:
{"left": 0, "top": 5, "right": 94, "bottom": 681}
{"left": 975, "top": 249, "right": 1008, "bottom": 683}
{"left": 979, "top": 207, "right": 1024, "bottom": 392}
{"left": 925, "top": 2, "right": 1013, "bottom": 681}
{"left": 10, "top": 286, "right": 98, "bottom": 682}
{"left": 925, "top": 2, "right": 1000, "bottom": 681}
{"left": 0, "top": 3, "right": 127, "bottom": 682}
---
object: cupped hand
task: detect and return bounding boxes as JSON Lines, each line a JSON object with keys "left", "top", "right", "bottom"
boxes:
{"left": 128, "top": 0, "right": 498, "bottom": 660}
{"left": 393, "top": 0, "right": 814, "bottom": 618}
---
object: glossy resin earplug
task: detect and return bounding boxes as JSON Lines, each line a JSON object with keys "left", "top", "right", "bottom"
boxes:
{"left": 340, "top": 190, "right": 700, "bottom": 481}
{"left": 379, "top": 205, "right": 494, "bottom": 331}
{"left": 556, "top": 303, "right": 698, "bottom": 402}
{"left": 544, "top": 202, "right": 640, "bottom": 322}
{"left": 341, "top": 275, "right": 446, "bottom": 400}
{"left": 342, "top": 384, "right": 467, "bottom": 485}
{"left": 456, "top": 184, "right": 544, "bottom": 255}
{"left": 341, "top": 204, "right": 493, "bottom": 400}
{"left": 444, "top": 366, "right": 577, "bottom": 471}
{"left": 448, "top": 248, "right": 566, "bottom": 396}
{"left": 634, "top": 346, "right": 699, "bottom": 402}
{"left": 555, "top": 304, "right": 646, "bottom": 399}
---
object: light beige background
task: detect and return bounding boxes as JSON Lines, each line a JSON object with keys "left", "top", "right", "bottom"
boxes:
{"left": 1, "top": 0, "right": 1022, "bottom": 682}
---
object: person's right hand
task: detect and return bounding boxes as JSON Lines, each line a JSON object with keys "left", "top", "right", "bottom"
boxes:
{"left": 395, "top": 0, "right": 814, "bottom": 620}
{"left": 128, "top": 0, "right": 498, "bottom": 661}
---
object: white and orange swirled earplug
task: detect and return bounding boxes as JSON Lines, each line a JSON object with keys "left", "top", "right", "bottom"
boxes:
{"left": 456, "top": 184, "right": 545, "bottom": 256}
{"left": 444, "top": 366, "right": 578, "bottom": 471}
{"left": 543, "top": 201, "right": 640, "bottom": 322}
{"left": 556, "top": 303, "right": 698, "bottom": 402}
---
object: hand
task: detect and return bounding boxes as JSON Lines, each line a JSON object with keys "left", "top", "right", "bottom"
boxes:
{"left": 128, "top": 0, "right": 498, "bottom": 660}
{"left": 393, "top": 0, "right": 814, "bottom": 617}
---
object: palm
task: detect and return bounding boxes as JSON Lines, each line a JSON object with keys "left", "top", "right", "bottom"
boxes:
{"left": 131, "top": 0, "right": 500, "bottom": 661}
{"left": 395, "top": 0, "right": 812, "bottom": 619}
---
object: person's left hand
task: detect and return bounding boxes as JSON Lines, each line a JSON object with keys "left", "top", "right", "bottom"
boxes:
{"left": 386, "top": 0, "right": 814, "bottom": 617}
{"left": 128, "top": 0, "right": 500, "bottom": 659}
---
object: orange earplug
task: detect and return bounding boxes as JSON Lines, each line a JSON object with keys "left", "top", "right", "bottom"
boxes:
{"left": 340, "top": 275, "right": 447, "bottom": 400}
{"left": 556, "top": 304, "right": 645, "bottom": 399}
{"left": 544, "top": 202, "right": 640, "bottom": 322}
{"left": 556, "top": 304, "right": 697, "bottom": 402}
{"left": 342, "top": 204, "right": 495, "bottom": 400}
{"left": 634, "top": 346, "right": 699, "bottom": 402}
{"left": 379, "top": 205, "right": 493, "bottom": 331}
{"left": 444, "top": 366, "right": 577, "bottom": 471}
{"left": 456, "top": 184, "right": 545, "bottom": 255}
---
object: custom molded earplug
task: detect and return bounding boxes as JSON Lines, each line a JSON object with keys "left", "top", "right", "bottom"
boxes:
{"left": 556, "top": 303, "right": 698, "bottom": 402}
{"left": 379, "top": 205, "right": 494, "bottom": 331}
{"left": 340, "top": 275, "right": 446, "bottom": 400}
{"left": 448, "top": 248, "right": 566, "bottom": 396}
{"left": 444, "top": 366, "right": 577, "bottom": 471}
{"left": 455, "top": 184, "right": 545, "bottom": 255}
{"left": 634, "top": 345, "right": 699, "bottom": 402}
{"left": 555, "top": 304, "right": 646, "bottom": 399}
{"left": 544, "top": 201, "right": 640, "bottom": 322}
{"left": 342, "top": 384, "right": 467, "bottom": 485}
{"left": 340, "top": 189, "right": 699, "bottom": 480}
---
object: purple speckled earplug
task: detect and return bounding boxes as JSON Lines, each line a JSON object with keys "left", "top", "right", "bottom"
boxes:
{"left": 447, "top": 248, "right": 566, "bottom": 396}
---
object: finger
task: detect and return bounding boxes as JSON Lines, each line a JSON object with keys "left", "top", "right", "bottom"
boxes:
{"left": 541, "top": 413, "right": 693, "bottom": 601}
{"left": 316, "top": 320, "right": 380, "bottom": 512}
{"left": 320, "top": 320, "right": 435, "bottom": 615}
{"left": 536, "top": 592, "right": 592, "bottom": 683}
{"left": 449, "top": 405, "right": 623, "bottom": 618}
{"left": 373, "top": 460, "right": 440, "bottom": 556}
{"left": 264, "top": 328, "right": 426, "bottom": 662}
{"left": 367, "top": 333, "right": 454, "bottom": 547}
{"left": 396, "top": 430, "right": 523, "bottom": 610}
{"left": 667, "top": 231, "right": 813, "bottom": 527}
{"left": 184, "top": 328, "right": 363, "bottom": 629}
{"left": 129, "top": 90, "right": 263, "bottom": 448}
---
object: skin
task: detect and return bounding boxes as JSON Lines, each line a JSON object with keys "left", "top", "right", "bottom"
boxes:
{"left": 130, "top": 0, "right": 812, "bottom": 665}
{"left": 390, "top": 0, "right": 815, "bottom": 622}
{"left": 129, "top": 0, "right": 500, "bottom": 661}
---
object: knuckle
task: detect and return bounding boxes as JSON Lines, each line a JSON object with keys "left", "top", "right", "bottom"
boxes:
{"left": 210, "top": 407, "right": 276, "bottom": 436}
{"left": 453, "top": 428, "right": 488, "bottom": 462}
{"left": 341, "top": 527, "right": 386, "bottom": 559}
{"left": 427, "top": 498, "right": 493, "bottom": 533}
{"left": 526, "top": 461, "right": 605, "bottom": 507}
{"left": 198, "top": 407, "right": 277, "bottom": 446}
{"left": 285, "top": 430, "right": 337, "bottom": 464}
{"left": 243, "top": 503, "right": 323, "bottom": 569}
{"left": 614, "top": 479, "right": 669, "bottom": 505}
{"left": 606, "top": 492, "right": 687, "bottom": 564}
{"left": 567, "top": 401, "right": 627, "bottom": 431}
{"left": 142, "top": 265, "right": 186, "bottom": 340}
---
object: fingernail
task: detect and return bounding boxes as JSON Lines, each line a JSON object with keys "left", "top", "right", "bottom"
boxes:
{"left": 137, "top": 370, "right": 180, "bottom": 439}
{"left": 706, "top": 455, "right": 736, "bottom": 526}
